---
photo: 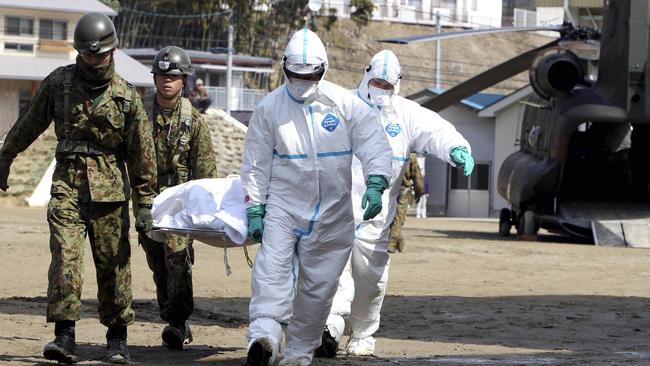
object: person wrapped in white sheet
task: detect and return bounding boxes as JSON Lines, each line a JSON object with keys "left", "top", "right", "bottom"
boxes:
{"left": 150, "top": 177, "right": 248, "bottom": 246}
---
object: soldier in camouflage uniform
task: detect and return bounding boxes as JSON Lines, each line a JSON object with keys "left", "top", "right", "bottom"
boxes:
{"left": 0, "top": 13, "right": 156, "bottom": 364}
{"left": 139, "top": 46, "right": 217, "bottom": 350}
{"left": 387, "top": 153, "right": 424, "bottom": 253}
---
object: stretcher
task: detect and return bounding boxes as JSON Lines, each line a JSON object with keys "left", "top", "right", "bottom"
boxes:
{"left": 150, "top": 226, "right": 257, "bottom": 272}
{"left": 151, "top": 226, "right": 256, "bottom": 248}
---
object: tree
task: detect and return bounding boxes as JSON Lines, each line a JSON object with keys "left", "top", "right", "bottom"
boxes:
{"left": 350, "top": 0, "right": 374, "bottom": 28}
{"left": 318, "top": 7, "right": 338, "bottom": 31}
{"left": 99, "top": 0, "right": 120, "bottom": 12}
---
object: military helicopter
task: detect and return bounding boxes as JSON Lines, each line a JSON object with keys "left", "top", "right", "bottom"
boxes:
{"left": 380, "top": 0, "right": 650, "bottom": 247}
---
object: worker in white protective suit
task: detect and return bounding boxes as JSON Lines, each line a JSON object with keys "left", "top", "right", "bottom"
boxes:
{"left": 315, "top": 50, "right": 475, "bottom": 358}
{"left": 240, "top": 29, "right": 393, "bottom": 366}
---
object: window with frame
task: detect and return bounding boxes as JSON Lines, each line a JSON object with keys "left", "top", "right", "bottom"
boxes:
{"left": 5, "top": 16, "right": 34, "bottom": 36}
{"left": 39, "top": 19, "right": 67, "bottom": 40}
{"left": 405, "top": 0, "right": 422, "bottom": 7}
{"left": 450, "top": 163, "right": 489, "bottom": 190}
{"left": 18, "top": 90, "right": 31, "bottom": 113}
{"left": 4, "top": 43, "right": 34, "bottom": 52}
{"left": 431, "top": 0, "right": 455, "bottom": 9}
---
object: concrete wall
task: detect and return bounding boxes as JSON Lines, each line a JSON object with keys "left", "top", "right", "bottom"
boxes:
{"left": 0, "top": 80, "right": 36, "bottom": 137}
{"left": 426, "top": 105, "right": 495, "bottom": 216}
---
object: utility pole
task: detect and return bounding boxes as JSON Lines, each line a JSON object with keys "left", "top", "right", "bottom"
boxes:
{"left": 435, "top": 11, "right": 441, "bottom": 90}
{"left": 226, "top": 13, "right": 234, "bottom": 115}
{"left": 563, "top": 0, "right": 576, "bottom": 25}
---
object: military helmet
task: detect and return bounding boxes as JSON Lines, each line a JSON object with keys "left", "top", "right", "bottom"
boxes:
{"left": 151, "top": 46, "right": 193, "bottom": 75}
{"left": 73, "top": 12, "right": 118, "bottom": 54}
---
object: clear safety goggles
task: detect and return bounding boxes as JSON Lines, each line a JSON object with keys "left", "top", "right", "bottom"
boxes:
{"left": 157, "top": 60, "right": 184, "bottom": 72}
{"left": 283, "top": 61, "right": 326, "bottom": 82}
{"left": 284, "top": 54, "right": 326, "bottom": 73}
{"left": 365, "top": 64, "right": 402, "bottom": 86}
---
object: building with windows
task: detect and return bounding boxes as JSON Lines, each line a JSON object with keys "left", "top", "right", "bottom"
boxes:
{"left": 0, "top": 0, "right": 153, "bottom": 137}
{"left": 502, "top": 0, "right": 604, "bottom": 29}
{"left": 409, "top": 87, "right": 521, "bottom": 218}
{"left": 536, "top": 0, "right": 603, "bottom": 28}
{"left": 310, "top": 0, "right": 503, "bottom": 27}
{"left": 123, "top": 48, "right": 273, "bottom": 113}
{"left": 501, "top": 0, "right": 536, "bottom": 26}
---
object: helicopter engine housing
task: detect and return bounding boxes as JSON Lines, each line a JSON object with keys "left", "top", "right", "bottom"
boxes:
{"left": 530, "top": 50, "right": 583, "bottom": 100}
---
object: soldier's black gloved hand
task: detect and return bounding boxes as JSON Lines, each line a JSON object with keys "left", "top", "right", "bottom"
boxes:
{"left": 135, "top": 204, "right": 153, "bottom": 233}
{"left": 0, "top": 159, "right": 11, "bottom": 192}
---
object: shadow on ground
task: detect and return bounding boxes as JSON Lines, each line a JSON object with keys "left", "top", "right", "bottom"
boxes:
{"left": 377, "top": 295, "right": 649, "bottom": 355}
{"left": 409, "top": 228, "right": 593, "bottom": 245}
{"left": 0, "top": 296, "right": 248, "bottom": 328}
{"left": 2, "top": 295, "right": 648, "bottom": 353}
{"left": 0, "top": 342, "right": 245, "bottom": 365}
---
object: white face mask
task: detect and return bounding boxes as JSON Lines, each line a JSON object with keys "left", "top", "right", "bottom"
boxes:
{"left": 368, "top": 85, "right": 393, "bottom": 107}
{"left": 287, "top": 78, "right": 319, "bottom": 100}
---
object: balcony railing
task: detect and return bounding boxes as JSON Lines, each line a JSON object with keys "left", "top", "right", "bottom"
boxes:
{"left": 204, "top": 86, "right": 267, "bottom": 111}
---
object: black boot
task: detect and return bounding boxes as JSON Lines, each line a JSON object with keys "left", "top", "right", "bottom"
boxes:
{"left": 162, "top": 321, "right": 193, "bottom": 350}
{"left": 246, "top": 339, "right": 272, "bottom": 366}
{"left": 105, "top": 326, "right": 130, "bottom": 364}
{"left": 314, "top": 325, "right": 339, "bottom": 358}
{"left": 43, "top": 321, "right": 78, "bottom": 364}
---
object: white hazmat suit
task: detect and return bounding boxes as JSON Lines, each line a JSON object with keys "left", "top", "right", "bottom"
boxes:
{"left": 324, "top": 50, "right": 472, "bottom": 356}
{"left": 240, "top": 29, "right": 393, "bottom": 366}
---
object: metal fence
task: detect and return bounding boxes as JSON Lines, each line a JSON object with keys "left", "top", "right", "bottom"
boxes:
{"left": 204, "top": 86, "right": 267, "bottom": 111}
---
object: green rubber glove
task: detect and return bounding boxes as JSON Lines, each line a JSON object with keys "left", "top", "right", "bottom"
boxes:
{"left": 246, "top": 204, "right": 265, "bottom": 243}
{"left": 135, "top": 204, "right": 153, "bottom": 233}
{"left": 361, "top": 175, "right": 389, "bottom": 221}
{"left": 0, "top": 158, "right": 11, "bottom": 191}
{"left": 450, "top": 146, "right": 474, "bottom": 176}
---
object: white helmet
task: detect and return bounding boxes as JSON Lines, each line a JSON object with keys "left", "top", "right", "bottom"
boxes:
{"left": 282, "top": 28, "right": 329, "bottom": 100}
{"left": 358, "top": 50, "right": 402, "bottom": 107}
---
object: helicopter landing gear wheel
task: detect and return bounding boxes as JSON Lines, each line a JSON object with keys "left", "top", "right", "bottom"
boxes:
{"left": 498, "top": 208, "right": 511, "bottom": 237}
{"left": 518, "top": 210, "right": 538, "bottom": 241}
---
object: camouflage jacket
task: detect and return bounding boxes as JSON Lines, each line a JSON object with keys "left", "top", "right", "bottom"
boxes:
{"left": 0, "top": 65, "right": 157, "bottom": 204}
{"left": 148, "top": 96, "right": 217, "bottom": 191}
{"left": 401, "top": 153, "right": 425, "bottom": 197}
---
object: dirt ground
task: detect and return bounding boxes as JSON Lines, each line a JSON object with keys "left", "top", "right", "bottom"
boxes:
{"left": 0, "top": 207, "right": 649, "bottom": 365}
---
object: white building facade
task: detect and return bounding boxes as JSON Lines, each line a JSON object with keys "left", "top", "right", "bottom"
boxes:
{"left": 0, "top": 0, "right": 153, "bottom": 137}
{"left": 310, "top": 0, "right": 503, "bottom": 27}
{"left": 409, "top": 86, "right": 537, "bottom": 218}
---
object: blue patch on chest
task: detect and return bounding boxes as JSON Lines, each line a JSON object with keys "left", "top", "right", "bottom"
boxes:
{"left": 321, "top": 113, "right": 340, "bottom": 132}
{"left": 385, "top": 123, "right": 401, "bottom": 137}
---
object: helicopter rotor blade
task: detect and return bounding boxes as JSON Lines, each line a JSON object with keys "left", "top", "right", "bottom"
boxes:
{"left": 378, "top": 25, "right": 569, "bottom": 44}
{"left": 423, "top": 39, "right": 561, "bottom": 112}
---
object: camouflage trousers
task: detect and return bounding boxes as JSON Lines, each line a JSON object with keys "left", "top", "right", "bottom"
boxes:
{"left": 139, "top": 233, "right": 194, "bottom": 324}
{"left": 46, "top": 197, "right": 134, "bottom": 327}
{"left": 388, "top": 186, "right": 413, "bottom": 253}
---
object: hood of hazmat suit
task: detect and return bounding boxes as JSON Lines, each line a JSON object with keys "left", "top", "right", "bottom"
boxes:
{"left": 357, "top": 49, "right": 402, "bottom": 108}
{"left": 325, "top": 50, "right": 473, "bottom": 350}
{"left": 240, "top": 29, "right": 392, "bottom": 364}
{"left": 282, "top": 28, "right": 328, "bottom": 101}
